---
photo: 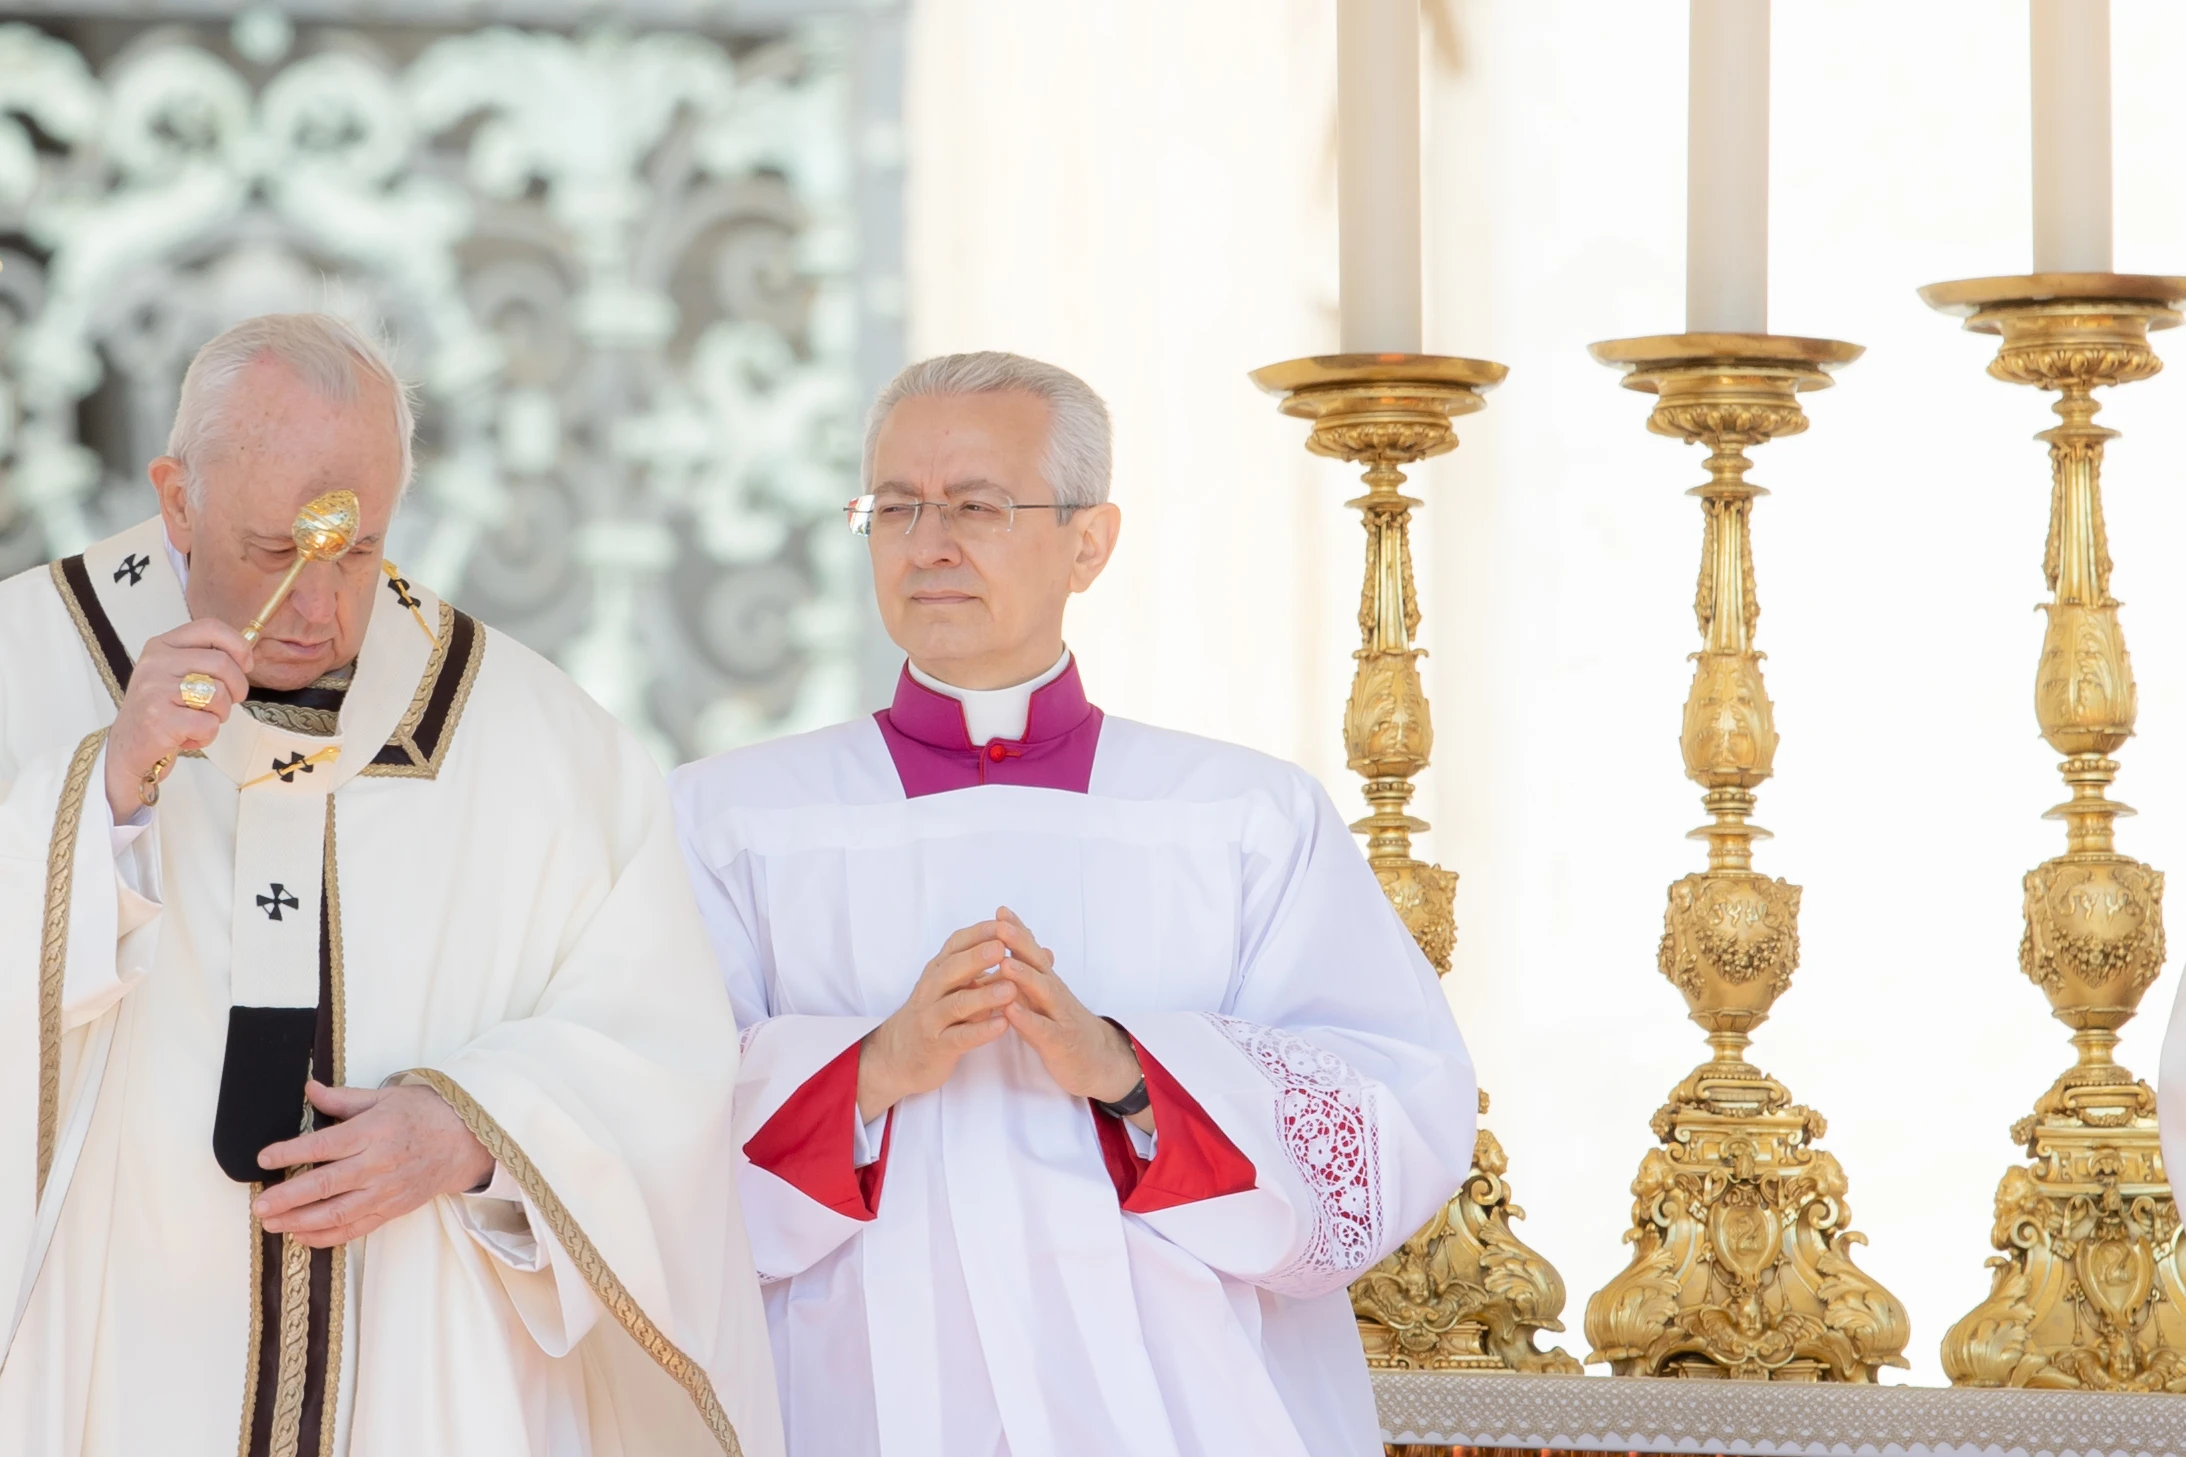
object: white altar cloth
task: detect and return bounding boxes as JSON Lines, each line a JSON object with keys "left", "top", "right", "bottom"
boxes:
{"left": 1372, "top": 1371, "right": 2185, "bottom": 1456}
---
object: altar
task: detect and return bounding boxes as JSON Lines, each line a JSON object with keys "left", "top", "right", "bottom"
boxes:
{"left": 1372, "top": 1373, "right": 2186, "bottom": 1456}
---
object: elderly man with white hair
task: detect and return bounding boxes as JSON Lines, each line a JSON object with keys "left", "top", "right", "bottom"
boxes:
{"left": 672, "top": 352, "right": 1476, "bottom": 1457}
{"left": 0, "top": 314, "right": 781, "bottom": 1457}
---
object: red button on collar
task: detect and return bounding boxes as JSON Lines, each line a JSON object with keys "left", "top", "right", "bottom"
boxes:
{"left": 987, "top": 742, "right": 1007, "bottom": 762}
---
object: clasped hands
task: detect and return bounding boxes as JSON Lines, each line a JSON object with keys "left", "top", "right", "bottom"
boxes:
{"left": 857, "top": 907, "right": 1152, "bottom": 1134}
{"left": 249, "top": 908, "right": 1135, "bottom": 1245}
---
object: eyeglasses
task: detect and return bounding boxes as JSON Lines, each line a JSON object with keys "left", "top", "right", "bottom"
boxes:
{"left": 845, "top": 491, "right": 1068, "bottom": 541}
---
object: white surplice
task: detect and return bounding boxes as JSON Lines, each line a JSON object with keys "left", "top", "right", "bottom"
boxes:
{"left": 672, "top": 689, "right": 1476, "bottom": 1457}
{"left": 0, "top": 516, "right": 783, "bottom": 1457}
{"left": 2161, "top": 968, "right": 2186, "bottom": 1213}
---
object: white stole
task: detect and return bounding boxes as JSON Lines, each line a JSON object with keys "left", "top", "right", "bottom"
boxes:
{"left": 69, "top": 516, "right": 441, "bottom": 1179}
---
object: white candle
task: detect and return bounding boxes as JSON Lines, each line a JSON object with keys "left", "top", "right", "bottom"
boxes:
{"left": 1337, "top": 0, "right": 1422, "bottom": 354}
{"left": 1685, "top": 0, "right": 1769, "bottom": 334}
{"left": 2030, "top": 0, "right": 2112, "bottom": 273}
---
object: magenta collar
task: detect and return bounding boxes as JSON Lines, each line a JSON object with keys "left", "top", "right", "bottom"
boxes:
{"left": 874, "top": 659, "right": 1103, "bottom": 797}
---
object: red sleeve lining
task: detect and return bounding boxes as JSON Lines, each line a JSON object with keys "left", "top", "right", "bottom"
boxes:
{"left": 1092, "top": 1031, "right": 1256, "bottom": 1213}
{"left": 742, "top": 1039, "right": 893, "bottom": 1221}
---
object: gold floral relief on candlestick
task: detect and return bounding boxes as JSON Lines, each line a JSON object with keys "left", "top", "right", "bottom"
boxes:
{"left": 1921, "top": 274, "right": 2186, "bottom": 1393}
{"left": 1581, "top": 335, "right": 1911, "bottom": 1384}
{"left": 1252, "top": 355, "right": 1581, "bottom": 1378}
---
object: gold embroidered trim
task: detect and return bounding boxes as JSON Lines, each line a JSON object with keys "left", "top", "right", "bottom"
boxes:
{"left": 324, "top": 800, "right": 345, "bottom": 1086}
{"left": 317, "top": 799, "right": 347, "bottom": 1457}
{"left": 360, "top": 602, "right": 484, "bottom": 780}
{"left": 49, "top": 560, "right": 124, "bottom": 707}
{"left": 318, "top": 1244, "right": 346, "bottom": 1457}
{"left": 385, "top": 601, "right": 451, "bottom": 751}
{"left": 241, "top": 666, "right": 353, "bottom": 739}
{"left": 267, "top": 1229, "right": 315, "bottom": 1457}
{"left": 434, "top": 618, "right": 484, "bottom": 770}
{"left": 241, "top": 702, "right": 341, "bottom": 738}
{"left": 37, "top": 729, "right": 105, "bottom": 1199}
{"left": 237, "top": 1199, "right": 267, "bottom": 1457}
{"left": 402, "top": 1069, "right": 745, "bottom": 1456}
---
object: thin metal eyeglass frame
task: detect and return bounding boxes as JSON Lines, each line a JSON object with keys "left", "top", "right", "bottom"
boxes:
{"left": 843, "top": 493, "right": 1070, "bottom": 538}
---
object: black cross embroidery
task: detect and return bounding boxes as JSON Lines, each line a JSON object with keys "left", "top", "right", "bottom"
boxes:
{"left": 255, "top": 883, "right": 299, "bottom": 921}
{"left": 271, "top": 752, "right": 316, "bottom": 783}
{"left": 112, "top": 553, "right": 149, "bottom": 586}
{"left": 386, "top": 573, "right": 420, "bottom": 609}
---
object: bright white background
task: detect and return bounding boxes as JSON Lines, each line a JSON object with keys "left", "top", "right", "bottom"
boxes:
{"left": 901, "top": 0, "right": 2186, "bottom": 1385}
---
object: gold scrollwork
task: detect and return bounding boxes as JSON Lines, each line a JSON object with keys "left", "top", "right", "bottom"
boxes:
{"left": 2034, "top": 604, "right": 2136, "bottom": 753}
{"left": 1585, "top": 1126, "right": 1910, "bottom": 1381}
{"left": 1353, "top": 1121, "right": 1583, "bottom": 1374}
{"left": 2020, "top": 857, "right": 2165, "bottom": 999}
{"left": 1943, "top": 1140, "right": 2186, "bottom": 1391}
{"left": 1659, "top": 872, "right": 1801, "bottom": 1002}
{"left": 1250, "top": 353, "right": 1575, "bottom": 1381}
{"left": 1374, "top": 860, "right": 1458, "bottom": 984}
{"left": 1345, "top": 649, "right": 1433, "bottom": 780}
{"left": 1991, "top": 342, "right": 2160, "bottom": 393}
{"left": 1923, "top": 277, "right": 2186, "bottom": 1391}
{"left": 1585, "top": 335, "right": 1904, "bottom": 1382}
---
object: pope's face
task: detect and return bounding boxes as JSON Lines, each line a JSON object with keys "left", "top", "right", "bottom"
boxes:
{"left": 866, "top": 390, "right": 1119, "bottom": 690}
{"left": 151, "top": 356, "right": 403, "bottom": 691}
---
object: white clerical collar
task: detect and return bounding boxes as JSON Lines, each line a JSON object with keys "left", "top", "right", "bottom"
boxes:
{"left": 909, "top": 649, "right": 1071, "bottom": 746}
{"left": 164, "top": 525, "right": 190, "bottom": 592}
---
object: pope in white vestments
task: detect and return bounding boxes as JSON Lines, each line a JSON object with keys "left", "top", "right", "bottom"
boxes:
{"left": 673, "top": 352, "right": 1476, "bottom": 1456}
{"left": 0, "top": 315, "right": 780, "bottom": 1457}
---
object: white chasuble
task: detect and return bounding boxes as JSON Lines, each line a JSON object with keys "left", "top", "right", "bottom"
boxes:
{"left": 0, "top": 517, "right": 782, "bottom": 1457}
{"left": 672, "top": 664, "right": 1478, "bottom": 1457}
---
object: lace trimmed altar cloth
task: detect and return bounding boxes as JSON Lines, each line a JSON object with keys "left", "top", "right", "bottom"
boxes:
{"left": 1373, "top": 1372, "right": 2186, "bottom": 1456}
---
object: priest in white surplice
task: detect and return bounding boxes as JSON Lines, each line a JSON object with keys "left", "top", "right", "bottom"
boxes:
{"left": 0, "top": 314, "right": 781, "bottom": 1457}
{"left": 673, "top": 352, "right": 1476, "bottom": 1457}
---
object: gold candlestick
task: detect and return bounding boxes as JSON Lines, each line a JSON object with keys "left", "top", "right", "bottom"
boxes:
{"left": 1921, "top": 273, "right": 2186, "bottom": 1392}
{"left": 1581, "top": 334, "right": 1910, "bottom": 1383}
{"left": 1250, "top": 354, "right": 1580, "bottom": 1378}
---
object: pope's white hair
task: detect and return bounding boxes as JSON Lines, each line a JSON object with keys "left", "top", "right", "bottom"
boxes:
{"left": 167, "top": 313, "right": 416, "bottom": 508}
{"left": 863, "top": 351, "right": 1112, "bottom": 513}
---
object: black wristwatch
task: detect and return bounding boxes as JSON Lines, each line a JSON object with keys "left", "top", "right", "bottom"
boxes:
{"left": 1092, "top": 1078, "right": 1150, "bottom": 1118}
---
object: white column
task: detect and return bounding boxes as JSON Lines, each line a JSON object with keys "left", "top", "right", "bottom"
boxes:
{"left": 1685, "top": 0, "right": 1769, "bottom": 334}
{"left": 1337, "top": 0, "right": 1422, "bottom": 354}
{"left": 2031, "top": 0, "right": 2112, "bottom": 273}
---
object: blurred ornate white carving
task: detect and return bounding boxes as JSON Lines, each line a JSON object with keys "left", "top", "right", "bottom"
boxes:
{"left": 0, "top": 12, "right": 869, "bottom": 760}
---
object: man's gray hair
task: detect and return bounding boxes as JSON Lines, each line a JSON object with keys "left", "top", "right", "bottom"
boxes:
{"left": 167, "top": 312, "right": 417, "bottom": 507}
{"left": 863, "top": 351, "right": 1112, "bottom": 512}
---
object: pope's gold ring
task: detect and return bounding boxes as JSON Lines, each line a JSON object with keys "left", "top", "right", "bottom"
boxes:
{"left": 177, "top": 672, "right": 219, "bottom": 712}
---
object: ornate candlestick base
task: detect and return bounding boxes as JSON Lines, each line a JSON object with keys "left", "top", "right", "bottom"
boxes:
{"left": 1251, "top": 354, "right": 1580, "bottom": 1378}
{"left": 1581, "top": 335, "right": 1911, "bottom": 1383}
{"left": 1921, "top": 274, "right": 2186, "bottom": 1393}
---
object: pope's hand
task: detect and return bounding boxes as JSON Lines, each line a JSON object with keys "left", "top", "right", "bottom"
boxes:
{"left": 104, "top": 618, "right": 253, "bottom": 822}
{"left": 252, "top": 1081, "right": 494, "bottom": 1248}
{"left": 989, "top": 908, "right": 1151, "bottom": 1132}
{"left": 856, "top": 920, "right": 1022, "bottom": 1121}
